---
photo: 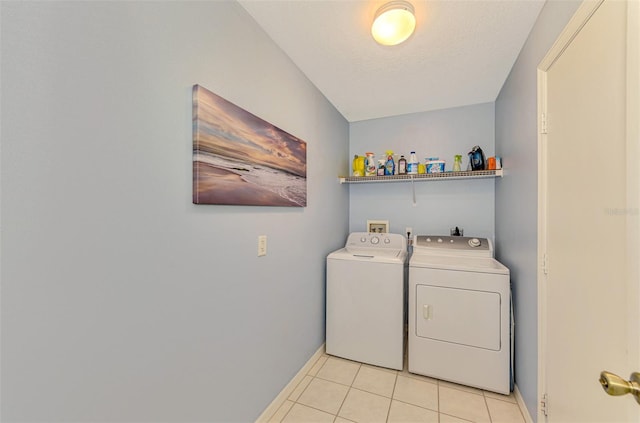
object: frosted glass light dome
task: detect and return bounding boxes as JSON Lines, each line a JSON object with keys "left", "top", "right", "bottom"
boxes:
{"left": 371, "top": 1, "right": 416, "bottom": 46}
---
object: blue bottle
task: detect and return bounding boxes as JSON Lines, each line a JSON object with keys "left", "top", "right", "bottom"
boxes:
{"left": 384, "top": 151, "right": 395, "bottom": 175}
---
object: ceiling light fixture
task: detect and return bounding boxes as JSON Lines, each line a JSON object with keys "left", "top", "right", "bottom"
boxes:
{"left": 371, "top": 1, "right": 416, "bottom": 46}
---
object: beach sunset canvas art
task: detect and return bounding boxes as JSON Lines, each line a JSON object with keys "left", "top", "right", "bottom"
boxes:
{"left": 192, "top": 85, "right": 307, "bottom": 206}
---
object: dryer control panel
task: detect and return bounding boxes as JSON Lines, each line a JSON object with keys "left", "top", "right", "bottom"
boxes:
{"left": 413, "top": 235, "right": 493, "bottom": 257}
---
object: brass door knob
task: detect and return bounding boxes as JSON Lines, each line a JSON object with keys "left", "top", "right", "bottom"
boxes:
{"left": 599, "top": 371, "right": 640, "bottom": 404}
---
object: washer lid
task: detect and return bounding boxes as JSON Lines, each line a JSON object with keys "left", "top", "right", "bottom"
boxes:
{"left": 410, "top": 254, "right": 509, "bottom": 275}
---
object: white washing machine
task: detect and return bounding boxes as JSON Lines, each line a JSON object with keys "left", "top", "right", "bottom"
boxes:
{"left": 409, "top": 235, "right": 512, "bottom": 394}
{"left": 326, "top": 232, "right": 408, "bottom": 370}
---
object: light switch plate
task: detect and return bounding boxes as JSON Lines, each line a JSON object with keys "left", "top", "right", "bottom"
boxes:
{"left": 258, "top": 235, "right": 267, "bottom": 257}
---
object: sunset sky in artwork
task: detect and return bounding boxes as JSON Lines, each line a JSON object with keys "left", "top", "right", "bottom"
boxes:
{"left": 193, "top": 85, "right": 306, "bottom": 177}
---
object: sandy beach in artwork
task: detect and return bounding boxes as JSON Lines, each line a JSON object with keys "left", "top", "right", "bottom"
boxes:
{"left": 193, "top": 161, "right": 300, "bottom": 206}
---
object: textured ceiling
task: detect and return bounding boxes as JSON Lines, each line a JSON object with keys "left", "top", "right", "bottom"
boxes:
{"left": 239, "top": 0, "right": 545, "bottom": 122}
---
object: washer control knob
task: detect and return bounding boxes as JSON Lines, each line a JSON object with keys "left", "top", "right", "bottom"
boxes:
{"left": 384, "top": 238, "right": 391, "bottom": 244}
{"left": 426, "top": 238, "right": 432, "bottom": 242}
{"left": 469, "top": 238, "right": 481, "bottom": 248}
{"left": 437, "top": 238, "right": 443, "bottom": 243}
{"left": 371, "top": 236, "right": 380, "bottom": 245}
{"left": 360, "top": 237, "right": 367, "bottom": 243}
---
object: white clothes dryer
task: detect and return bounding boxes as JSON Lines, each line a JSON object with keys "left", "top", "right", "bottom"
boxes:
{"left": 408, "top": 235, "right": 512, "bottom": 394}
{"left": 326, "top": 232, "right": 408, "bottom": 370}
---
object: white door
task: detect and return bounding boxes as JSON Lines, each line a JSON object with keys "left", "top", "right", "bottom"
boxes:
{"left": 538, "top": 0, "right": 640, "bottom": 422}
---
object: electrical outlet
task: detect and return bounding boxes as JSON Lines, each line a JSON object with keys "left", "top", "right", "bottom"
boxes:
{"left": 258, "top": 235, "right": 267, "bottom": 256}
{"left": 405, "top": 227, "right": 413, "bottom": 235}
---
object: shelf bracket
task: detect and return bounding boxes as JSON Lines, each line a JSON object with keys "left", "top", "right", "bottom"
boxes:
{"left": 411, "top": 176, "right": 417, "bottom": 206}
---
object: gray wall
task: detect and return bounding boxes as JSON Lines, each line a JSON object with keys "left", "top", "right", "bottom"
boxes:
{"left": 0, "top": 1, "right": 349, "bottom": 422}
{"left": 349, "top": 103, "right": 495, "bottom": 239}
{"left": 494, "top": 0, "right": 581, "bottom": 420}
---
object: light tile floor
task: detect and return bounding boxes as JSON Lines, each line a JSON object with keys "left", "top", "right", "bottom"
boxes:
{"left": 267, "top": 354, "right": 527, "bottom": 423}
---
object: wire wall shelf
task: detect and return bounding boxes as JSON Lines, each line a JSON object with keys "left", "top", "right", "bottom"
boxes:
{"left": 339, "top": 169, "right": 503, "bottom": 184}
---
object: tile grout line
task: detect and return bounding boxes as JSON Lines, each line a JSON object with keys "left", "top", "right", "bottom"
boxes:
{"left": 483, "top": 390, "right": 494, "bottom": 423}
{"left": 439, "top": 411, "right": 476, "bottom": 423}
{"left": 280, "top": 371, "right": 315, "bottom": 422}
{"left": 389, "top": 397, "right": 438, "bottom": 414}
{"left": 437, "top": 379, "right": 441, "bottom": 423}
{"left": 276, "top": 401, "right": 294, "bottom": 423}
{"left": 275, "top": 353, "right": 327, "bottom": 423}
{"left": 288, "top": 376, "right": 340, "bottom": 422}
{"left": 283, "top": 354, "right": 333, "bottom": 423}
{"left": 384, "top": 371, "right": 399, "bottom": 423}
{"left": 258, "top": 347, "right": 327, "bottom": 422}
{"left": 334, "top": 362, "right": 361, "bottom": 421}
{"left": 485, "top": 393, "right": 520, "bottom": 404}
{"left": 314, "top": 375, "right": 356, "bottom": 388}
{"left": 289, "top": 398, "right": 338, "bottom": 421}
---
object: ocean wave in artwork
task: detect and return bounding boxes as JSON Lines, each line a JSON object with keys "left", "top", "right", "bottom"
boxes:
{"left": 193, "top": 153, "right": 306, "bottom": 207}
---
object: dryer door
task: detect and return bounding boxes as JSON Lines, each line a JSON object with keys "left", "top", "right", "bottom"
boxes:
{"left": 415, "top": 285, "right": 501, "bottom": 351}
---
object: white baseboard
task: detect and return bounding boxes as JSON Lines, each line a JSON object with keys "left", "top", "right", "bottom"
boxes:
{"left": 514, "top": 384, "right": 535, "bottom": 423}
{"left": 255, "top": 344, "right": 326, "bottom": 423}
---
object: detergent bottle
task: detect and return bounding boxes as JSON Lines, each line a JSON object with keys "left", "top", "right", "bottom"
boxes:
{"left": 384, "top": 150, "right": 395, "bottom": 176}
{"left": 364, "top": 152, "right": 376, "bottom": 176}
{"left": 408, "top": 151, "right": 418, "bottom": 174}
{"left": 352, "top": 155, "right": 365, "bottom": 176}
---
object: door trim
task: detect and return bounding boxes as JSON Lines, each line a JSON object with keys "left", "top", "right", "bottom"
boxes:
{"left": 536, "top": 1, "right": 604, "bottom": 421}
{"left": 625, "top": 0, "right": 639, "bottom": 375}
